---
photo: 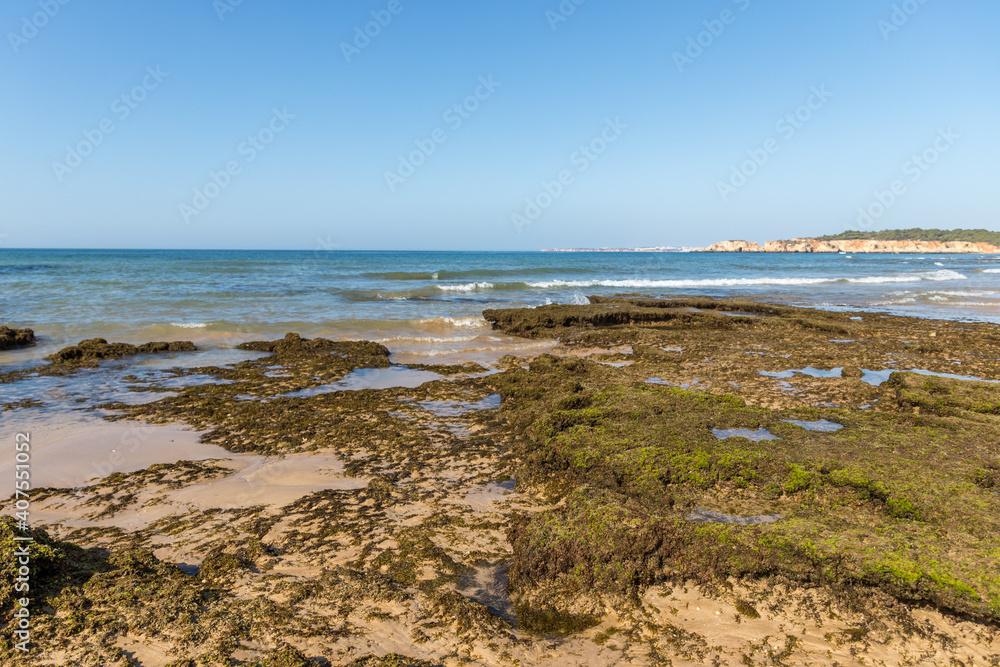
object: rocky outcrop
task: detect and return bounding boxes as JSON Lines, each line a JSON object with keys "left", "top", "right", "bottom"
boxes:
{"left": 703, "top": 238, "right": 1000, "bottom": 254}
{"left": 0, "top": 326, "right": 35, "bottom": 351}
{"left": 702, "top": 240, "right": 765, "bottom": 253}
{"left": 765, "top": 239, "right": 840, "bottom": 253}
{"left": 826, "top": 239, "right": 1000, "bottom": 254}
{"left": 47, "top": 338, "right": 196, "bottom": 365}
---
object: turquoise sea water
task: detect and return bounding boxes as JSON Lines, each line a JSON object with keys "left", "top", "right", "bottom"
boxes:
{"left": 3, "top": 249, "right": 1000, "bottom": 367}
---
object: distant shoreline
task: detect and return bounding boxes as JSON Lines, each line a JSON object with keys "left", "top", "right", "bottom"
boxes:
{"left": 545, "top": 237, "right": 1000, "bottom": 254}
{"left": 541, "top": 247, "right": 697, "bottom": 253}
{"left": 699, "top": 238, "right": 1000, "bottom": 254}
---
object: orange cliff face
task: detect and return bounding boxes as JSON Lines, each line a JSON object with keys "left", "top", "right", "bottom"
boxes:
{"left": 701, "top": 238, "right": 1000, "bottom": 253}
{"left": 701, "top": 240, "right": 766, "bottom": 252}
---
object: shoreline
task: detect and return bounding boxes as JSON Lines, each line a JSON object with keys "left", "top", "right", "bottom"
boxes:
{"left": 545, "top": 243, "right": 1000, "bottom": 254}
{"left": 4, "top": 297, "right": 1000, "bottom": 665}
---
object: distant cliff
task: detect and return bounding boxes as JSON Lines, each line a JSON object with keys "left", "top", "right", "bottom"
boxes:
{"left": 700, "top": 238, "right": 1000, "bottom": 254}
{"left": 700, "top": 240, "right": 766, "bottom": 253}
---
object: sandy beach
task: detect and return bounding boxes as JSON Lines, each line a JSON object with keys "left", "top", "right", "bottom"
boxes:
{"left": 5, "top": 0, "right": 998, "bottom": 661}
{"left": 3, "top": 297, "right": 1000, "bottom": 665}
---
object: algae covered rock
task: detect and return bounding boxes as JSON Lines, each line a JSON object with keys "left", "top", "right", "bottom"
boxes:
{"left": 483, "top": 296, "right": 791, "bottom": 338}
{"left": 197, "top": 539, "right": 267, "bottom": 582}
{"left": 0, "top": 518, "right": 68, "bottom": 613}
{"left": 346, "top": 654, "right": 440, "bottom": 666}
{"left": 259, "top": 643, "right": 314, "bottom": 666}
{"left": 238, "top": 332, "right": 390, "bottom": 366}
{"left": 486, "top": 320, "right": 1000, "bottom": 624}
{"left": 47, "top": 338, "right": 196, "bottom": 365}
{"left": 841, "top": 365, "right": 864, "bottom": 379}
{"left": 0, "top": 326, "right": 35, "bottom": 351}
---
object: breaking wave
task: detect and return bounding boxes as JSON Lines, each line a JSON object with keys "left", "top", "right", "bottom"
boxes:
{"left": 522, "top": 270, "right": 967, "bottom": 290}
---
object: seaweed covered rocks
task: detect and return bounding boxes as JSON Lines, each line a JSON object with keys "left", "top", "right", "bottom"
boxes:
{"left": 0, "top": 326, "right": 35, "bottom": 351}
{"left": 47, "top": 338, "right": 197, "bottom": 366}
{"left": 237, "top": 332, "right": 392, "bottom": 380}
{"left": 9, "top": 315, "right": 1000, "bottom": 665}
{"left": 485, "top": 297, "right": 1000, "bottom": 625}
{"left": 105, "top": 334, "right": 404, "bottom": 453}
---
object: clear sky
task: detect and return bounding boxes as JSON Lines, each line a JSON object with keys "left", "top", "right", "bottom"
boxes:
{"left": 1, "top": 0, "right": 997, "bottom": 250}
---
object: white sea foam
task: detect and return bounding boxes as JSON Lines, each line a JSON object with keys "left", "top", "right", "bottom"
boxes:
{"left": 982, "top": 269, "right": 1000, "bottom": 274}
{"left": 845, "top": 276, "right": 923, "bottom": 284}
{"left": 920, "top": 269, "right": 967, "bottom": 281}
{"left": 376, "top": 335, "right": 483, "bottom": 344}
{"left": 527, "top": 278, "right": 831, "bottom": 289}
{"left": 415, "top": 316, "right": 489, "bottom": 328}
{"left": 436, "top": 282, "right": 495, "bottom": 292}
{"left": 443, "top": 316, "right": 490, "bottom": 327}
{"left": 171, "top": 322, "right": 209, "bottom": 328}
{"left": 524, "top": 270, "right": 966, "bottom": 290}
{"left": 931, "top": 290, "right": 997, "bottom": 298}
{"left": 847, "top": 270, "right": 966, "bottom": 284}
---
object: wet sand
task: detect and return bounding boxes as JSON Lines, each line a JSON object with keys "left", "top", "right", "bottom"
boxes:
{"left": 0, "top": 419, "right": 220, "bottom": 496}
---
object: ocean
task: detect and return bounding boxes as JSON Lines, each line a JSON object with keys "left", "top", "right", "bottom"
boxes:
{"left": 3, "top": 248, "right": 1000, "bottom": 368}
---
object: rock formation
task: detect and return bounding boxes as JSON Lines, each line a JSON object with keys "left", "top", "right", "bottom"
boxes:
{"left": 0, "top": 326, "right": 35, "bottom": 351}
{"left": 702, "top": 240, "right": 766, "bottom": 253}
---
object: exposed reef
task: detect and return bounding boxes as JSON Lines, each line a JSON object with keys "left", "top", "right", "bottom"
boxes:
{"left": 5, "top": 307, "right": 1000, "bottom": 665}
{"left": 0, "top": 326, "right": 35, "bottom": 351}
{"left": 485, "top": 297, "right": 1000, "bottom": 627}
{"left": 47, "top": 338, "right": 197, "bottom": 365}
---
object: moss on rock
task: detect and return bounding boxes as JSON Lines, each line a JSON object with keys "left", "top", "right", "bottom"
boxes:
{"left": 0, "top": 326, "right": 35, "bottom": 351}
{"left": 46, "top": 338, "right": 196, "bottom": 366}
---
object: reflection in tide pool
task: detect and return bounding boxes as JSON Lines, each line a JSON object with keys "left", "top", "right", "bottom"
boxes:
{"left": 860, "top": 368, "right": 1000, "bottom": 386}
{"left": 760, "top": 367, "right": 842, "bottom": 379}
{"left": 711, "top": 427, "right": 780, "bottom": 442}
{"left": 686, "top": 508, "right": 782, "bottom": 524}
{"left": 420, "top": 394, "right": 501, "bottom": 416}
{"left": 280, "top": 366, "right": 447, "bottom": 398}
{"left": 782, "top": 419, "right": 843, "bottom": 432}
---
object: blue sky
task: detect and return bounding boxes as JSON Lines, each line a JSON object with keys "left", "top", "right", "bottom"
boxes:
{"left": 1, "top": 0, "right": 997, "bottom": 250}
